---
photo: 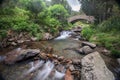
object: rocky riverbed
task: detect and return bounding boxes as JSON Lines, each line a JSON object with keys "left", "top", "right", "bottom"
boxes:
{"left": 0, "top": 28, "right": 120, "bottom": 80}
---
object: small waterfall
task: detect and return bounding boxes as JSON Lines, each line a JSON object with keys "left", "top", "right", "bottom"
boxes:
{"left": 23, "top": 60, "right": 65, "bottom": 80}
{"left": 23, "top": 60, "right": 44, "bottom": 76}
{"left": 55, "top": 31, "right": 73, "bottom": 40}
{"left": 35, "top": 61, "right": 54, "bottom": 80}
{"left": 54, "top": 70, "right": 65, "bottom": 79}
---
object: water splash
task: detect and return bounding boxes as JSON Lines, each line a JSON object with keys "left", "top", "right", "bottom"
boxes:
{"left": 23, "top": 60, "right": 44, "bottom": 76}
{"left": 21, "top": 60, "right": 66, "bottom": 80}
{"left": 54, "top": 70, "right": 65, "bottom": 79}
{"left": 55, "top": 31, "right": 73, "bottom": 40}
{"left": 35, "top": 61, "right": 54, "bottom": 80}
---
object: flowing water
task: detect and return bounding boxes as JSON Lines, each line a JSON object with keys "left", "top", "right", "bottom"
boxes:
{"left": 0, "top": 31, "right": 120, "bottom": 80}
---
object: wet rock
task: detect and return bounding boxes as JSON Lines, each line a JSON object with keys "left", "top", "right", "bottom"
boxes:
{"left": 17, "top": 40, "right": 24, "bottom": 44}
{"left": 43, "top": 33, "right": 53, "bottom": 40}
{"left": 31, "top": 37, "right": 37, "bottom": 41}
{"left": 11, "top": 42, "right": 17, "bottom": 46}
{"left": 82, "top": 41, "right": 96, "bottom": 49}
{"left": 72, "top": 59, "right": 81, "bottom": 65}
{"left": 52, "top": 54, "right": 58, "bottom": 58}
{"left": 65, "top": 69, "right": 73, "bottom": 80}
{"left": 117, "top": 58, "right": 120, "bottom": 65}
{"left": 56, "top": 65, "right": 65, "bottom": 72}
{"left": 69, "top": 65, "right": 75, "bottom": 71}
{"left": 101, "top": 49, "right": 111, "bottom": 56}
{"left": 45, "top": 46, "right": 53, "bottom": 54}
{"left": 4, "top": 48, "right": 40, "bottom": 64}
{"left": 78, "top": 46, "right": 93, "bottom": 54}
{"left": 58, "top": 56, "right": 64, "bottom": 61}
{"left": 81, "top": 52, "right": 115, "bottom": 80}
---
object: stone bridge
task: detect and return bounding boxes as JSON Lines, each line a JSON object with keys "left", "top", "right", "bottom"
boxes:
{"left": 67, "top": 15, "right": 95, "bottom": 23}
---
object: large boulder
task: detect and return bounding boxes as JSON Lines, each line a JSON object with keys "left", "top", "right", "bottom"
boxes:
{"left": 77, "top": 46, "right": 93, "bottom": 54}
{"left": 81, "top": 52, "right": 115, "bottom": 80}
{"left": 4, "top": 48, "right": 40, "bottom": 64}
{"left": 82, "top": 42, "right": 96, "bottom": 49}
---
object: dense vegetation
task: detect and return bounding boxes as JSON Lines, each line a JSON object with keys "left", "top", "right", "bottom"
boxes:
{"left": 80, "top": 0, "right": 120, "bottom": 58}
{"left": 0, "top": 0, "right": 70, "bottom": 40}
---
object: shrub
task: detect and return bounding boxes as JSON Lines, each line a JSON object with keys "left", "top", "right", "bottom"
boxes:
{"left": 111, "top": 49, "right": 120, "bottom": 58}
{"left": 0, "top": 30, "right": 7, "bottom": 39}
{"left": 82, "top": 27, "right": 94, "bottom": 40}
{"left": 13, "top": 22, "right": 40, "bottom": 36}
{"left": 90, "top": 32, "right": 120, "bottom": 49}
{"left": 48, "top": 4, "right": 69, "bottom": 23}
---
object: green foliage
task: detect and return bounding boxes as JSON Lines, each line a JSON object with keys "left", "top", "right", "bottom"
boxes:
{"left": 48, "top": 4, "right": 69, "bottom": 23}
{"left": 0, "top": 7, "right": 30, "bottom": 29}
{"left": 0, "top": 0, "right": 71, "bottom": 40}
{"left": 82, "top": 27, "right": 94, "bottom": 40}
{"left": 0, "top": 30, "right": 7, "bottom": 39}
{"left": 38, "top": 9, "right": 61, "bottom": 34}
{"left": 90, "top": 32, "right": 120, "bottom": 48}
{"left": 98, "top": 16, "right": 120, "bottom": 32}
{"left": 19, "top": 0, "right": 46, "bottom": 14}
{"left": 81, "top": 0, "right": 118, "bottom": 23}
{"left": 38, "top": 4, "right": 69, "bottom": 35}
{"left": 111, "top": 49, "right": 120, "bottom": 58}
{"left": 0, "top": 7, "right": 41, "bottom": 37}
{"left": 13, "top": 22, "right": 40, "bottom": 35}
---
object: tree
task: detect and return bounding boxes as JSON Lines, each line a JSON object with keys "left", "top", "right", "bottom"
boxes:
{"left": 80, "top": 0, "right": 116, "bottom": 23}
{"left": 19, "top": 0, "right": 46, "bottom": 16}
{"left": 51, "top": 0, "right": 72, "bottom": 14}
{"left": 48, "top": 4, "right": 69, "bottom": 24}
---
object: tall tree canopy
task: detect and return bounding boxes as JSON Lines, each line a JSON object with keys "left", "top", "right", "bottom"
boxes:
{"left": 80, "top": 0, "right": 117, "bottom": 23}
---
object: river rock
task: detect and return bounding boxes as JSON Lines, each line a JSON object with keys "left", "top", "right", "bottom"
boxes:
{"left": 31, "top": 37, "right": 37, "bottom": 41}
{"left": 69, "top": 65, "right": 75, "bottom": 71}
{"left": 82, "top": 42, "right": 96, "bottom": 49}
{"left": 78, "top": 46, "right": 93, "bottom": 54}
{"left": 4, "top": 48, "right": 40, "bottom": 64}
{"left": 81, "top": 52, "right": 115, "bottom": 80}
{"left": 117, "top": 58, "right": 120, "bottom": 65}
{"left": 43, "top": 33, "right": 53, "bottom": 40}
{"left": 72, "top": 59, "right": 81, "bottom": 65}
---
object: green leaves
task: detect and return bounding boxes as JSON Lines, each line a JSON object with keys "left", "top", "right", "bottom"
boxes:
{"left": 19, "top": 0, "right": 46, "bottom": 14}
{"left": 49, "top": 4, "right": 69, "bottom": 22}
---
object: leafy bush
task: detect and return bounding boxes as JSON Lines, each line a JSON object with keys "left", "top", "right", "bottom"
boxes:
{"left": 90, "top": 32, "right": 120, "bottom": 49}
{"left": 13, "top": 22, "right": 40, "bottom": 36}
{"left": 82, "top": 27, "right": 94, "bottom": 40}
{"left": 111, "top": 49, "right": 120, "bottom": 58}
{"left": 0, "top": 30, "right": 7, "bottom": 39}
{"left": 48, "top": 4, "right": 69, "bottom": 23}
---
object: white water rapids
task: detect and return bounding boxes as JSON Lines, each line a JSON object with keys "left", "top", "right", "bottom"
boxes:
{"left": 23, "top": 60, "right": 65, "bottom": 80}
{"left": 55, "top": 31, "right": 73, "bottom": 40}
